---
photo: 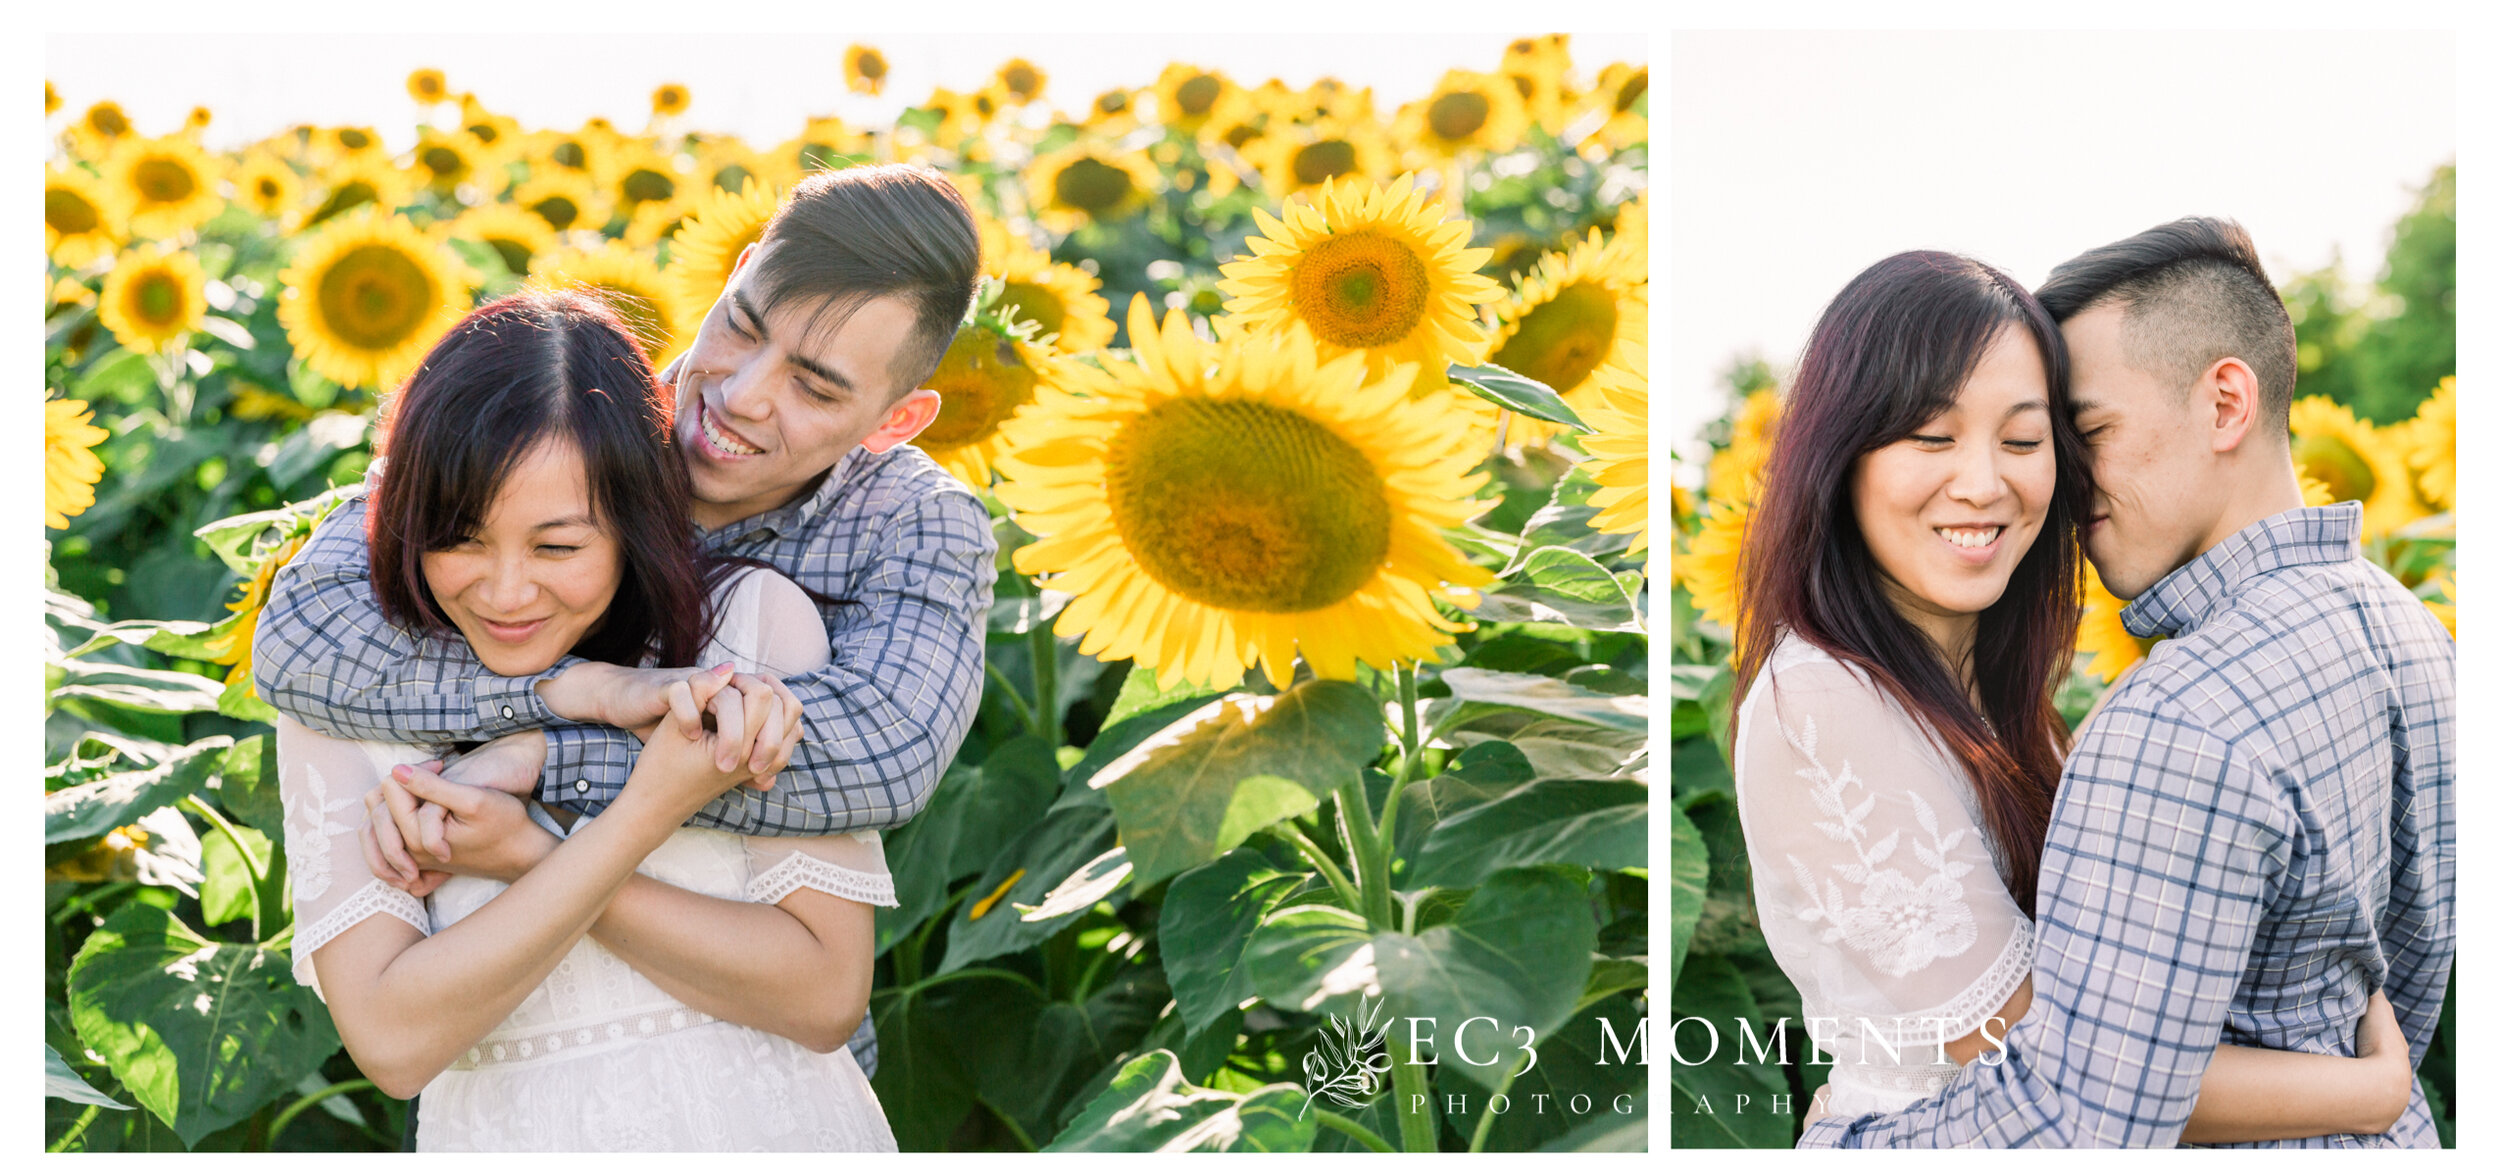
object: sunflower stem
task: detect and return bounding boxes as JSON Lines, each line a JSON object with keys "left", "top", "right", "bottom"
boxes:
{"left": 984, "top": 660, "right": 1035, "bottom": 731}
{"left": 1391, "top": 1054, "right": 1437, "bottom": 1151}
{"left": 1278, "top": 823, "right": 1362, "bottom": 913}
{"left": 1336, "top": 778, "right": 1393, "bottom": 930}
{"left": 1312, "top": 1109, "right": 1396, "bottom": 1154}
{"left": 1374, "top": 663, "right": 1426, "bottom": 865}
{"left": 1027, "top": 623, "right": 1059, "bottom": 742}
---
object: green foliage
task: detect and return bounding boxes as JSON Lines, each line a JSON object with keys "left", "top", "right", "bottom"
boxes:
{"left": 2282, "top": 161, "right": 2456, "bottom": 424}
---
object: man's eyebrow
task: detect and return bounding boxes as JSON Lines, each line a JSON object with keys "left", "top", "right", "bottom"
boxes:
{"left": 730, "top": 288, "right": 854, "bottom": 393}
{"left": 2067, "top": 396, "right": 2101, "bottom": 415}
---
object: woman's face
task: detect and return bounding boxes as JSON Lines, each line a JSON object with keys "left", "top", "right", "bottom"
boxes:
{"left": 1848, "top": 328, "right": 2056, "bottom": 654}
{"left": 420, "top": 439, "right": 621, "bottom": 677}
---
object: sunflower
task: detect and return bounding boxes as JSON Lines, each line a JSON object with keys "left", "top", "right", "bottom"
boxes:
{"left": 45, "top": 165, "right": 125, "bottom": 268}
{"left": 996, "top": 298, "right": 1495, "bottom": 689}
{"left": 304, "top": 152, "right": 420, "bottom": 226}
{"left": 511, "top": 169, "right": 608, "bottom": 234}
{"left": 525, "top": 125, "right": 616, "bottom": 183}
{"left": 844, "top": 44, "right": 889, "bottom": 96}
{"left": 1023, "top": 143, "right": 1161, "bottom": 233}
{"left": 2408, "top": 376, "right": 2455, "bottom": 511}
{"left": 1500, "top": 34, "right": 1576, "bottom": 133}
{"left": 651, "top": 82, "right": 692, "bottom": 118}
{"left": 983, "top": 228, "right": 1115, "bottom": 352}
{"left": 412, "top": 127, "right": 492, "bottom": 198}
{"left": 783, "top": 115, "right": 873, "bottom": 176}
{"left": 2288, "top": 396, "right": 2429, "bottom": 539}
{"left": 1216, "top": 174, "right": 1503, "bottom": 389}
{"left": 1608, "top": 192, "right": 1650, "bottom": 277}
{"left": 2075, "top": 562, "right": 2161, "bottom": 683}
{"left": 47, "top": 79, "right": 61, "bottom": 116}
{"left": 279, "top": 209, "right": 477, "bottom": 390}
{"left": 906, "top": 88, "right": 989, "bottom": 153}
{"left": 1395, "top": 70, "right": 1530, "bottom": 159}
{"left": 1296, "top": 78, "right": 1376, "bottom": 126}
{"left": 445, "top": 203, "right": 559, "bottom": 277}
{"left": 203, "top": 530, "right": 310, "bottom": 693}
{"left": 995, "top": 58, "right": 1047, "bottom": 103}
{"left": 669, "top": 178, "right": 781, "bottom": 311}
{"left": 1578, "top": 349, "right": 1649, "bottom": 564}
{"left": 48, "top": 276, "right": 96, "bottom": 316}
{"left": 689, "top": 134, "right": 772, "bottom": 198}
{"left": 307, "top": 124, "right": 389, "bottom": 167}
{"left": 184, "top": 105, "right": 213, "bottom": 135}
{"left": 1487, "top": 226, "right": 1648, "bottom": 442}
{"left": 1585, "top": 62, "right": 1648, "bottom": 155}
{"left": 1679, "top": 494, "right": 1749, "bottom": 635}
{"left": 454, "top": 96, "right": 526, "bottom": 164}
{"left": 229, "top": 151, "right": 304, "bottom": 226}
{"left": 105, "top": 135, "right": 227, "bottom": 239}
{"left": 1706, "top": 388, "right": 1782, "bottom": 504}
{"left": 1244, "top": 116, "right": 1393, "bottom": 201}
{"left": 621, "top": 198, "right": 692, "bottom": 249}
{"left": 1153, "top": 63, "right": 1241, "bottom": 137}
{"left": 1083, "top": 87, "right": 1143, "bottom": 136}
{"left": 534, "top": 241, "right": 693, "bottom": 366}
{"left": 918, "top": 314, "right": 1051, "bottom": 488}
{"left": 46, "top": 395, "right": 111, "bottom": 530}
{"left": 97, "top": 243, "right": 207, "bottom": 354}
{"left": 407, "top": 68, "right": 449, "bottom": 104}
{"left": 2419, "top": 571, "right": 2455, "bottom": 639}
{"left": 68, "top": 100, "right": 133, "bottom": 160}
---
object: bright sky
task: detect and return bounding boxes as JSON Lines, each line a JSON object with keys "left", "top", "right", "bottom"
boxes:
{"left": 1671, "top": 29, "right": 2455, "bottom": 477}
{"left": 45, "top": 33, "right": 1648, "bottom": 154}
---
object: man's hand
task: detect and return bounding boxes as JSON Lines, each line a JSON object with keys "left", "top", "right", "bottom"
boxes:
{"left": 366, "top": 732, "right": 547, "bottom": 895}
{"left": 708, "top": 670, "right": 803, "bottom": 790}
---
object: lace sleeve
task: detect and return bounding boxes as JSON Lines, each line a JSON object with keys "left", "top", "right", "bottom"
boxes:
{"left": 275, "top": 714, "right": 435, "bottom": 1000}
{"left": 744, "top": 831, "right": 898, "bottom": 907}
{"left": 1734, "top": 641, "right": 2032, "bottom": 1045}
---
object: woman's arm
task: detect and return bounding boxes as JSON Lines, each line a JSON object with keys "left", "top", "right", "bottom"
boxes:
{"left": 2181, "top": 992, "right": 2416, "bottom": 1142}
{"left": 586, "top": 878, "right": 874, "bottom": 1052}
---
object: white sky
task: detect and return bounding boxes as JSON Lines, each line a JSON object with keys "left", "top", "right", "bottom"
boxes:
{"left": 1671, "top": 29, "right": 2455, "bottom": 475}
{"left": 46, "top": 33, "right": 1648, "bottom": 155}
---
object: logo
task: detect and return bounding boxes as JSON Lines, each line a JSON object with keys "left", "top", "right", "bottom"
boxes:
{"left": 1298, "top": 994, "right": 1393, "bottom": 1119}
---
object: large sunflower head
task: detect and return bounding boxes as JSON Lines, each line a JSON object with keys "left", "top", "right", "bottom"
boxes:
{"left": 1243, "top": 116, "right": 1393, "bottom": 202}
{"left": 844, "top": 44, "right": 889, "bottom": 96}
{"left": 45, "top": 165, "right": 126, "bottom": 268}
{"left": 1486, "top": 226, "right": 1648, "bottom": 442}
{"left": 917, "top": 301, "right": 1053, "bottom": 488}
{"left": 995, "top": 297, "right": 1495, "bottom": 689}
{"left": 2288, "top": 396, "right": 2428, "bottom": 538}
{"left": 2408, "top": 376, "right": 2456, "bottom": 511}
{"left": 1395, "top": 70, "right": 1530, "bottom": 160}
{"left": 106, "top": 135, "right": 227, "bottom": 239}
{"left": 510, "top": 169, "right": 608, "bottom": 235}
{"left": 1022, "top": 143, "right": 1161, "bottom": 233}
{"left": 229, "top": 151, "right": 305, "bottom": 226}
{"left": 444, "top": 203, "right": 559, "bottom": 278}
{"left": 532, "top": 241, "right": 693, "bottom": 367}
{"left": 279, "top": 209, "right": 477, "bottom": 391}
{"left": 1215, "top": 173, "right": 1503, "bottom": 383}
{"left": 669, "top": 177, "right": 782, "bottom": 311}
{"left": 97, "top": 243, "right": 208, "bottom": 354}
{"left": 1153, "top": 64, "right": 1241, "bottom": 137}
{"left": 46, "top": 394, "right": 111, "bottom": 531}
{"left": 1576, "top": 347, "right": 1649, "bottom": 562}
{"left": 305, "top": 152, "right": 421, "bottom": 227}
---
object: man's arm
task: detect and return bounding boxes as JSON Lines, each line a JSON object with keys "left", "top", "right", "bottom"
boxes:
{"left": 1801, "top": 692, "right": 2287, "bottom": 1148}
{"left": 544, "top": 482, "right": 999, "bottom": 836}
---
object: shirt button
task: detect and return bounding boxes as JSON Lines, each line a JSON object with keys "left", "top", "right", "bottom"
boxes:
{"left": 574, "top": 780, "right": 589, "bottom": 794}
{"left": 501, "top": 705, "right": 514, "bottom": 719}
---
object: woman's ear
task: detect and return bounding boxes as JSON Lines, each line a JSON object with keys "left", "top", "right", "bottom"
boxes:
{"left": 858, "top": 388, "right": 942, "bottom": 454}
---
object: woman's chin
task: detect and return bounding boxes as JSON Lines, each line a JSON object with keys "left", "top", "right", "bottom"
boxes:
{"left": 475, "top": 649, "right": 563, "bottom": 678}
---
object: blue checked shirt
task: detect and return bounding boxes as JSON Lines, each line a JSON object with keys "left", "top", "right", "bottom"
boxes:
{"left": 1799, "top": 503, "right": 2455, "bottom": 1148}
{"left": 255, "top": 442, "right": 999, "bottom": 1075}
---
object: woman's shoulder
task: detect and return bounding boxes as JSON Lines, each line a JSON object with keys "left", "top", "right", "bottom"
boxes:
{"left": 1744, "top": 632, "right": 1890, "bottom": 716}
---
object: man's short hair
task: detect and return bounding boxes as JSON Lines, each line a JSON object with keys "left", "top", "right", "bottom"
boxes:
{"left": 2034, "top": 217, "right": 2297, "bottom": 435}
{"left": 750, "top": 164, "right": 981, "bottom": 401}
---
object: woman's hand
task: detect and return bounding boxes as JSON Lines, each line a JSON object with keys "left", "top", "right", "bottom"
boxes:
{"left": 622, "top": 667, "right": 769, "bottom": 817}
{"left": 2351, "top": 990, "right": 2417, "bottom": 1135}
{"left": 363, "top": 764, "right": 559, "bottom": 885}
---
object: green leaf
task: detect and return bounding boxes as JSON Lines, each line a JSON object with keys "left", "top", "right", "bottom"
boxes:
{"left": 47, "top": 660, "right": 228, "bottom": 716}
{"left": 1013, "top": 845, "right": 1133, "bottom": 922}
{"left": 935, "top": 803, "right": 1120, "bottom": 973}
{"left": 66, "top": 904, "right": 340, "bottom": 1147}
{"left": 1246, "top": 866, "right": 1598, "bottom": 1090}
{"left": 1095, "top": 680, "right": 1385, "bottom": 888}
{"left": 1448, "top": 361, "right": 1588, "bottom": 429}
{"left": 1667, "top": 953, "right": 1791, "bottom": 1148}
{"left": 1501, "top": 468, "right": 1637, "bottom": 575}
{"left": 1102, "top": 663, "right": 1225, "bottom": 731}
{"left": 881, "top": 734, "right": 1060, "bottom": 951}
{"left": 1159, "top": 849, "right": 1309, "bottom": 1035}
{"left": 987, "top": 592, "right": 1066, "bottom": 635}
{"left": 1442, "top": 993, "right": 1648, "bottom": 1151}
{"left": 866, "top": 984, "right": 979, "bottom": 1151}
{"left": 210, "top": 736, "right": 283, "bottom": 837}
{"left": 46, "top": 1044, "right": 131, "bottom": 1110}
{"left": 1409, "top": 778, "right": 1647, "bottom": 888}
{"left": 1045, "top": 1050, "right": 1316, "bottom": 1153}
{"left": 1667, "top": 805, "right": 1707, "bottom": 992}
{"left": 1430, "top": 668, "right": 1648, "bottom": 735}
{"left": 45, "top": 736, "right": 232, "bottom": 845}
{"left": 1389, "top": 740, "right": 1535, "bottom": 867}
{"left": 198, "top": 822, "right": 273, "bottom": 930}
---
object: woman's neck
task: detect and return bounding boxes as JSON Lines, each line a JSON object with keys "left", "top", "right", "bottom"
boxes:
{"left": 1878, "top": 580, "right": 1981, "bottom": 698}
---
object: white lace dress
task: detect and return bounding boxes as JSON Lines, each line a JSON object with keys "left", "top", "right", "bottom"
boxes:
{"left": 277, "top": 569, "right": 901, "bottom": 1150}
{"left": 1733, "top": 634, "right": 2034, "bottom": 1119}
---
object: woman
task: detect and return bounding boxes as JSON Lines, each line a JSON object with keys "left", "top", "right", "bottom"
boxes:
{"left": 275, "top": 290, "right": 898, "bottom": 1150}
{"left": 1729, "top": 251, "right": 2415, "bottom": 1142}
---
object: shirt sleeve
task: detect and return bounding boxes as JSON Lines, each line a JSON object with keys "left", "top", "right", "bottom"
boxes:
{"left": 273, "top": 714, "right": 434, "bottom": 1001}
{"left": 743, "top": 830, "right": 898, "bottom": 908}
{"left": 1737, "top": 651, "right": 2032, "bottom": 1052}
{"left": 1802, "top": 679, "right": 2290, "bottom": 1148}
{"left": 2378, "top": 614, "right": 2455, "bottom": 1073}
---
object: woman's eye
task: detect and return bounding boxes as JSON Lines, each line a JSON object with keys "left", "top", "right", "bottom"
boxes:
{"left": 2004, "top": 439, "right": 2044, "bottom": 451}
{"left": 1908, "top": 433, "right": 1952, "bottom": 447}
{"left": 537, "top": 544, "right": 579, "bottom": 555}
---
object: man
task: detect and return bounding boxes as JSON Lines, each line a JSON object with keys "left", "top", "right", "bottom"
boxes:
{"left": 1802, "top": 218, "right": 2454, "bottom": 1147}
{"left": 254, "top": 163, "right": 995, "bottom": 1078}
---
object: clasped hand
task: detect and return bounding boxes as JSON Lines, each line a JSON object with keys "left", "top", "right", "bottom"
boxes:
{"left": 364, "top": 663, "right": 798, "bottom": 895}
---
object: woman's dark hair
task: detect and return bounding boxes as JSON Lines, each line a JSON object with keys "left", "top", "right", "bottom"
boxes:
{"left": 368, "top": 289, "right": 727, "bottom": 668}
{"left": 1733, "top": 251, "right": 2091, "bottom": 917}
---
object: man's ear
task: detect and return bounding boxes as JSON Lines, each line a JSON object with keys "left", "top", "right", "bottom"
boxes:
{"left": 859, "top": 388, "right": 942, "bottom": 454}
{"left": 2205, "top": 356, "right": 2264, "bottom": 454}
{"left": 731, "top": 241, "right": 760, "bottom": 274}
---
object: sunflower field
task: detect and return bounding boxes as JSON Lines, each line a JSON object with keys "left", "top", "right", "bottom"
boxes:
{"left": 44, "top": 40, "right": 1650, "bottom": 1153}
{"left": 1664, "top": 164, "right": 2457, "bottom": 1148}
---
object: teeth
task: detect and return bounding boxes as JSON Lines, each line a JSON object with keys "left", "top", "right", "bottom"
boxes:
{"left": 701, "top": 407, "right": 761, "bottom": 456}
{"left": 1938, "top": 527, "right": 2001, "bottom": 549}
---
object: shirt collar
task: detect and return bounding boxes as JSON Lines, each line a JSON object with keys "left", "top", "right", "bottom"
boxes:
{"left": 701, "top": 444, "right": 885, "bottom": 542}
{"left": 2120, "top": 501, "right": 2363, "bottom": 639}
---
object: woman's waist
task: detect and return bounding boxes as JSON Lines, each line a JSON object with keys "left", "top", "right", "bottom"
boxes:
{"left": 444, "top": 1000, "right": 725, "bottom": 1072}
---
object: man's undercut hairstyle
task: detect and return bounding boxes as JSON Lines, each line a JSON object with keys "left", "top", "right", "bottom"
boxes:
{"left": 2034, "top": 216, "right": 2297, "bottom": 436}
{"left": 750, "top": 164, "right": 981, "bottom": 401}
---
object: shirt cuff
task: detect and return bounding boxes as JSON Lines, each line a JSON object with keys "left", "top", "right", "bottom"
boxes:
{"left": 539, "top": 721, "right": 632, "bottom": 811}
{"left": 473, "top": 655, "right": 583, "bottom": 733}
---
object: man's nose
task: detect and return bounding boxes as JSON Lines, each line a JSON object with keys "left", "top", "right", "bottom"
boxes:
{"left": 718, "top": 362, "right": 773, "bottom": 422}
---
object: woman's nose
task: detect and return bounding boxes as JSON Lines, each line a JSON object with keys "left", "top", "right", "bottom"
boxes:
{"left": 479, "top": 560, "right": 538, "bottom": 614}
{"left": 1946, "top": 448, "right": 2008, "bottom": 507}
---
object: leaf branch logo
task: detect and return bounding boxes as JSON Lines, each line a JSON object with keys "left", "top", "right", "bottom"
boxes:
{"left": 1299, "top": 994, "right": 1394, "bottom": 1119}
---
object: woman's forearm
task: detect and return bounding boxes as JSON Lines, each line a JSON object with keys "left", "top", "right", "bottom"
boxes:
{"left": 583, "top": 877, "right": 872, "bottom": 1053}
{"left": 2183, "top": 1043, "right": 2409, "bottom": 1142}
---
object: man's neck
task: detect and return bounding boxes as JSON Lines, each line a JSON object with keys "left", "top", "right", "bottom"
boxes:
{"left": 2185, "top": 449, "right": 2308, "bottom": 569}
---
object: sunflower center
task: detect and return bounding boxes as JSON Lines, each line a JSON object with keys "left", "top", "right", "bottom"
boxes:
{"left": 1223, "top": 122, "right": 1263, "bottom": 150}
{"left": 339, "top": 128, "right": 374, "bottom": 151}
{"left": 1097, "top": 91, "right": 1130, "bottom": 116}
{"left": 711, "top": 164, "right": 754, "bottom": 193}
{"left": 468, "top": 123, "right": 502, "bottom": 147}
{"left": 1288, "top": 230, "right": 1433, "bottom": 350}
{"left": 1493, "top": 280, "right": 1618, "bottom": 394}
{"left": 1615, "top": 69, "right": 1649, "bottom": 113}
{"left": 134, "top": 159, "right": 197, "bottom": 204}
{"left": 47, "top": 189, "right": 101, "bottom": 236}
{"left": 921, "top": 327, "right": 1037, "bottom": 449}
{"left": 531, "top": 196, "right": 581, "bottom": 230}
{"left": 997, "top": 281, "right": 1067, "bottom": 339}
{"left": 422, "top": 146, "right": 466, "bottom": 179}
{"left": 1107, "top": 398, "right": 1390, "bottom": 613}
{"left": 552, "top": 141, "right": 587, "bottom": 169}
{"left": 133, "top": 272, "right": 185, "bottom": 326}
{"left": 1054, "top": 158, "right": 1135, "bottom": 213}
{"left": 1176, "top": 75, "right": 1222, "bottom": 117}
{"left": 1429, "top": 91, "right": 1490, "bottom": 141}
{"left": 1510, "top": 74, "right": 1536, "bottom": 99}
{"left": 1292, "top": 140, "right": 1359, "bottom": 187}
{"left": 1003, "top": 64, "right": 1040, "bottom": 98}
{"left": 2294, "top": 435, "right": 2377, "bottom": 504}
{"left": 858, "top": 52, "right": 887, "bottom": 81}
{"left": 257, "top": 177, "right": 283, "bottom": 201}
{"left": 487, "top": 238, "right": 533, "bottom": 274}
{"left": 317, "top": 244, "right": 436, "bottom": 350}
{"left": 91, "top": 105, "right": 131, "bottom": 137}
{"left": 622, "top": 168, "right": 676, "bottom": 204}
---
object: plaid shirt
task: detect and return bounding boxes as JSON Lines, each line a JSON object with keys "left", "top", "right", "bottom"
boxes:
{"left": 255, "top": 442, "right": 999, "bottom": 1074}
{"left": 1800, "top": 503, "right": 2455, "bottom": 1148}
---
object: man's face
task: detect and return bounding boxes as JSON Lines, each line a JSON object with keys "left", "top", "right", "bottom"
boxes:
{"left": 2062, "top": 303, "right": 2219, "bottom": 600}
{"left": 672, "top": 241, "right": 922, "bottom": 530}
